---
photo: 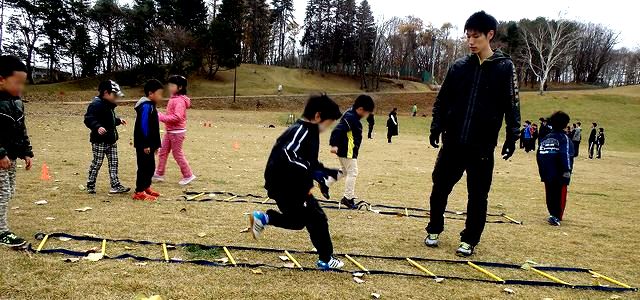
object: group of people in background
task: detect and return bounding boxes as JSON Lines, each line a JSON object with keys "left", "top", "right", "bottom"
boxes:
{"left": 520, "top": 119, "right": 606, "bottom": 159}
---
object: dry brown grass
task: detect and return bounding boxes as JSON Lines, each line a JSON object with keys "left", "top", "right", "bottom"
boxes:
{"left": 1, "top": 90, "right": 639, "bottom": 299}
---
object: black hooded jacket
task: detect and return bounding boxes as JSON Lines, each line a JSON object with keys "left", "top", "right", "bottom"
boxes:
{"left": 430, "top": 50, "right": 521, "bottom": 150}
{"left": 0, "top": 91, "right": 33, "bottom": 160}
{"left": 133, "top": 97, "right": 161, "bottom": 150}
{"left": 329, "top": 108, "right": 363, "bottom": 159}
{"left": 84, "top": 96, "right": 122, "bottom": 144}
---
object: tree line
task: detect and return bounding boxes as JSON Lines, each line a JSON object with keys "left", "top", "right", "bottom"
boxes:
{"left": 2, "top": 0, "right": 638, "bottom": 92}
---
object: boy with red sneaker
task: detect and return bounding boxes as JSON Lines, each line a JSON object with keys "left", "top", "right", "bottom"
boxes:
{"left": 132, "top": 80, "right": 163, "bottom": 201}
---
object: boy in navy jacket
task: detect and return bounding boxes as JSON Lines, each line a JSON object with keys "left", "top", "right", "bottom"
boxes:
{"left": 250, "top": 95, "right": 345, "bottom": 270}
{"left": 132, "top": 80, "right": 163, "bottom": 201}
{"left": 537, "top": 111, "right": 574, "bottom": 226}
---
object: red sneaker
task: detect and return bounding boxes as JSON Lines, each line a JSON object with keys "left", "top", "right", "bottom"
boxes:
{"left": 132, "top": 191, "right": 157, "bottom": 201}
{"left": 145, "top": 188, "right": 161, "bottom": 197}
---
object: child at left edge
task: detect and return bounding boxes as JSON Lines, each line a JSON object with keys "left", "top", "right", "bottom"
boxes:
{"left": 132, "top": 80, "right": 164, "bottom": 201}
{"left": 0, "top": 55, "right": 34, "bottom": 248}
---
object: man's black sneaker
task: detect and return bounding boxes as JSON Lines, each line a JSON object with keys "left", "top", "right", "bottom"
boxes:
{"left": 109, "top": 185, "right": 131, "bottom": 194}
{"left": 314, "top": 169, "right": 342, "bottom": 200}
{"left": 0, "top": 231, "right": 27, "bottom": 247}
{"left": 455, "top": 242, "right": 475, "bottom": 257}
{"left": 340, "top": 197, "right": 358, "bottom": 209}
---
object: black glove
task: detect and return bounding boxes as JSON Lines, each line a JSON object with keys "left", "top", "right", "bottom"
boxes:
{"left": 313, "top": 168, "right": 343, "bottom": 200}
{"left": 501, "top": 139, "right": 517, "bottom": 160}
{"left": 429, "top": 131, "right": 440, "bottom": 148}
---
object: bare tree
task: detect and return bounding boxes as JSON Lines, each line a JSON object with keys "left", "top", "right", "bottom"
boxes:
{"left": 520, "top": 18, "right": 579, "bottom": 95}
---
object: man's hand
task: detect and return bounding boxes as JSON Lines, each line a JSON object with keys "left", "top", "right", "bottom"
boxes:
{"left": 24, "top": 157, "right": 33, "bottom": 171}
{"left": 144, "top": 147, "right": 151, "bottom": 154}
{"left": 0, "top": 157, "right": 10, "bottom": 169}
{"left": 98, "top": 127, "right": 107, "bottom": 135}
{"left": 330, "top": 146, "right": 338, "bottom": 154}
{"left": 120, "top": 119, "right": 127, "bottom": 126}
{"left": 429, "top": 132, "right": 440, "bottom": 148}
{"left": 501, "top": 140, "right": 516, "bottom": 160}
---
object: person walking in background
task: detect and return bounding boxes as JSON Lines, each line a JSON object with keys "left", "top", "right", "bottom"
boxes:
{"left": 412, "top": 104, "right": 418, "bottom": 117}
{"left": 538, "top": 117, "right": 551, "bottom": 145}
{"left": 596, "top": 128, "right": 606, "bottom": 159}
{"left": 572, "top": 122, "right": 582, "bottom": 157}
{"left": 588, "top": 122, "right": 598, "bottom": 159}
{"left": 522, "top": 120, "right": 534, "bottom": 153}
{"left": 520, "top": 123, "right": 527, "bottom": 149}
{"left": 386, "top": 108, "right": 399, "bottom": 143}
{"left": 366, "top": 112, "right": 375, "bottom": 139}
{"left": 531, "top": 123, "right": 539, "bottom": 151}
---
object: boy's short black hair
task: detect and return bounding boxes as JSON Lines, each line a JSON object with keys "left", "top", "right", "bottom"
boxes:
{"left": 168, "top": 75, "right": 188, "bottom": 95}
{"left": 577, "top": 122, "right": 581, "bottom": 126}
{"left": 302, "top": 94, "right": 341, "bottom": 121}
{"left": 0, "top": 55, "right": 27, "bottom": 78}
{"left": 549, "top": 111, "right": 570, "bottom": 131}
{"left": 599, "top": 128, "right": 604, "bottom": 132}
{"left": 592, "top": 122, "right": 597, "bottom": 127}
{"left": 464, "top": 11, "right": 497, "bottom": 40}
{"left": 353, "top": 94, "right": 375, "bottom": 112}
{"left": 144, "top": 79, "right": 164, "bottom": 97}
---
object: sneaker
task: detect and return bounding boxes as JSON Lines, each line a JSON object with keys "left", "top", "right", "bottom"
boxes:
{"left": 317, "top": 257, "right": 345, "bottom": 270}
{"left": 132, "top": 191, "right": 157, "bottom": 201}
{"left": 178, "top": 175, "right": 197, "bottom": 186}
{"left": 315, "top": 169, "right": 343, "bottom": 200}
{"left": 152, "top": 174, "right": 165, "bottom": 182}
{"left": 424, "top": 233, "right": 440, "bottom": 247}
{"left": 250, "top": 211, "right": 268, "bottom": 239}
{"left": 456, "top": 242, "right": 475, "bottom": 257}
{"left": 87, "top": 187, "right": 96, "bottom": 194}
{"left": 0, "top": 231, "right": 27, "bottom": 247}
{"left": 340, "top": 197, "right": 358, "bottom": 209}
{"left": 547, "top": 216, "right": 561, "bottom": 226}
{"left": 145, "top": 188, "right": 161, "bottom": 197}
{"left": 109, "top": 185, "right": 131, "bottom": 194}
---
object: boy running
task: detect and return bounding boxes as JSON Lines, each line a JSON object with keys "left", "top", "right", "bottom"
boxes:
{"left": 132, "top": 80, "right": 163, "bottom": 201}
{"left": 84, "top": 80, "right": 130, "bottom": 194}
{"left": 329, "top": 95, "right": 375, "bottom": 209}
{"left": 0, "top": 55, "right": 33, "bottom": 247}
{"left": 250, "top": 94, "right": 345, "bottom": 270}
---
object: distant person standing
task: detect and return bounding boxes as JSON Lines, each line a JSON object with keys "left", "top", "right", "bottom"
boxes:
{"left": 588, "top": 122, "right": 598, "bottom": 159}
{"left": 538, "top": 117, "right": 551, "bottom": 145}
{"left": 572, "top": 122, "right": 582, "bottom": 157}
{"left": 523, "top": 120, "right": 534, "bottom": 153}
{"left": 277, "top": 84, "right": 283, "bottom": 95}
{"left": 366, "top": 113, "right": 375, "bottom": 139}
{"left": 412, "top": 104, "right": 418, "bottom": 117}
{"left": 386, "top": 108, "right": 399, "bottom": 143}
{"left": 596, "top": 128, "right": 606, "bottom": 159}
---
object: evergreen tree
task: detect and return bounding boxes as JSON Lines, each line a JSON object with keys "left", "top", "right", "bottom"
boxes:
{"left": 355, "top": 0, "right": 375, "bottom": 88}
{"left": 244, "top": 0, "right": 271, "bottom": 64}
{"left": 271, "top": 0, "right": 295, "bottom": 65}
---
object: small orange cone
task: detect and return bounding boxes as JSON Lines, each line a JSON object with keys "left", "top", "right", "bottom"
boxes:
{"left": 41, "top": 163, "right": 51, "bottom": 181}
{"left": 208, "top": 121, "right": 212, "bottom": 127}
{"left": 232, "top": 141, "right": 240, "bottom": 151}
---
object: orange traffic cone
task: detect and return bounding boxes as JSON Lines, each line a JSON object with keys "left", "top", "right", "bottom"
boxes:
{"left": 232, "top": 141, "right": 240, "bottom": 151}
{"left": 41, "top": 163, "right": 51, "bottom": 181}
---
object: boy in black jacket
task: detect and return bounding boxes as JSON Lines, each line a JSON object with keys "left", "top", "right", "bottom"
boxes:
{"left": 329, "top": 94, "right": 375, "bottom": 209}
{"left": 0, "top": 56, "right": 33, "bottom": 247}
{"left": 588, "top": 123, "right": 598, "bottom": 159}
{"left": 596, "top": 128, "right": 605, "bottom": 159}
{"left": 84, "top": 80, "right": 130, "bottom": 195}
{"left": 537, "top": 111, "right": 574, "bottom": 226}
{"left": 132, "top": 80, "right": 163, "bottom": 201}
{"left": 250, "top": 95, "right": 345, "bottom": 270}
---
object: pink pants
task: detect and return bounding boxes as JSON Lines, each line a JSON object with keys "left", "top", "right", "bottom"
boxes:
{"left": 155, "top": 132, "right": 193, "bottom": 178}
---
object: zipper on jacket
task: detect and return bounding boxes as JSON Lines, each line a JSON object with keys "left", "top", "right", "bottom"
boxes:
{"left": 461, "top": 64, "right": 482, "bottom": 143}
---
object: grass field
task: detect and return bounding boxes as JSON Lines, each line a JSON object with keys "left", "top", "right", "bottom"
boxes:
{"left": 1, "top": 87, "right": 639, "bottom": 299}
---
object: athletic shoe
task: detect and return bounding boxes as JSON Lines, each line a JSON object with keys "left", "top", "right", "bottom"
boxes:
{"left": 152, "top": 174, "right": 165, "bottom": 182}
{"left": 178, "top": 175, "right": 197, "bottom": 186}
{"left": 109, "top": 185, "right": 131, "bottom": 194}
{"left": 317, "top": 257, "right": 345, "bottom": 270}
{"left": 145, "top": 188, "right": 161, "bottom": 197}
{"left": 0, "top": 231, "right": 27, "bottom": 247}
{"left": 315, "top": 169, "right": 342, "bottom": 200}
{"left": 340, "top": 197, "right": 358, "bottom": 209}
{"left": 87, "top": 187, "right": 96, "bottom": 194}
{"left": 547, "top": 216, "right": 561, "bottom": 226}
{"left": 132, "top": 191, "right": 157, "bottom": 201}
{"left": 424, "top": 233, "right": 440, "bottom": 247}
{"left": 250, "top": 211, "right": 268, "bottom": 239}
{"left": 455, "top": 242, "right": 475, "bottom": 257}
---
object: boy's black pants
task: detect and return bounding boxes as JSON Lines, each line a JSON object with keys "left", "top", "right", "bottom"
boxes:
{"left": 135, "top": 148, "right": 156, "bottom": 193}
{"left": 426, "top": 145, "right": 494, "bottom": 246}
{"left": 544, "top": 182, "right": 567, "bottom": 220}
{"left": 368, "top": 125, "right": 374, "bottom": 139}
{"left": 573, "top": 141, "right": 580, "bottom": 157}
{"left": 266, "top": 194, "right": 333, "bottom": 262}
{"left": 589, "top": 141, "right": 596, "bottom": 158}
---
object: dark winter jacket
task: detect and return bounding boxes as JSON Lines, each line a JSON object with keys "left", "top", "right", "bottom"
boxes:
{"left": 430, "top": 50, "right": 521, "bottom": 150}
{"left": 589, "top": 128, "right": 597, "bottom": 143}
{"left": 387, "top": 111, "right": 398, "bottom": 136}
{"left": 84, "top": 96, "right": 122, "bottom": 144}
{"left": 0, "top": 92, "right": 33, "bottom": 160}
{"left": 537, "top": 130, "right": 574, "bottom": 185}
{"left": 133, "top": 97, "right": 161, "bottom": 150}
{"left": 538, "top": 124, "right": 551, "bottom": 144}
{"left": 265, "top": 120, "right": 325, "bottom": 199}
{"left": 597, "top": 132, "right": 605, "bottom": 145}
{"left": 330, "top": 108, "right": 363, "bottom": 159}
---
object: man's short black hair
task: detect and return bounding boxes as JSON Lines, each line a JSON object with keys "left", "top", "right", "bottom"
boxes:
{"left": 464, "top": 11, "right": 497, "bottom": 39}
{"left": 593, "top": 122, "right": 597, "bottom": 127}
{"left": 549, "top": 111, "right": 570, "bottom": 131}
{"left": 0, "top": 55, "right": 28, "bottom": 78}
{"left": 302, "top": 94, "right": 341, "bottom": 121}
{"left": 577, "top": 122, "right": 581, "bottom": 126}
{"left": 144, "top": 79, "right": 164, "bottom": 97}
{"left": 168, "top": 75, "right": 188, "bottom": 95}
{"left": 353, "top": 94, "right": 375, "bottom": 112}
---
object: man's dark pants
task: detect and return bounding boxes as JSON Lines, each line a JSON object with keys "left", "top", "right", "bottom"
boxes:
{"left": 266, "top": 194, "right": 333, "bottom": 262}
{"left": 426, "top": 145, "right": 494, "bottom": 246}
{"left": 368, "top": 125, "right": 374, "bottom": 139}
{"left": 135, "top": 148, "right": 156, "bottom": 193}
{"left": 573, "top": 141, "right": 580, "bottom": 157}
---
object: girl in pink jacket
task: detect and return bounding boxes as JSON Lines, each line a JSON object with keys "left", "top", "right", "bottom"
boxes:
{"left": 153, "top": 75, "right": 196, "bottom": 185}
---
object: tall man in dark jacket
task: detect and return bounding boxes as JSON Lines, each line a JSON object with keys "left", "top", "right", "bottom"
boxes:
{"left": 84, "top": 80, "right": 130, "bottom": 195}
{"left": 425, "top": 11, "right": 521, "bottom": 257}
{"left": 588, "top": 122, "right": 598, "bottom": 159}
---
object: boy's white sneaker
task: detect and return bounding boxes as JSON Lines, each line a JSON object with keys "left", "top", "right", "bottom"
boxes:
{"left": 152, "top": 174, "right": 165, "bottom": 182}
{"left": 178, "top": 175, "right": 197, "bottom": 186}
{"left": 317, "top": 257, "right": 344, "bottom": 270}
{"left": 250, "top": 211, "right": 268, "bottom": 239}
